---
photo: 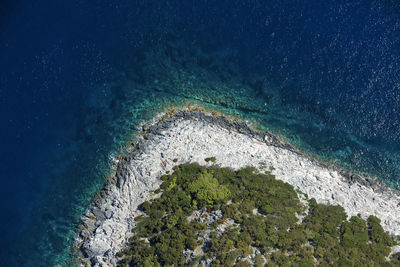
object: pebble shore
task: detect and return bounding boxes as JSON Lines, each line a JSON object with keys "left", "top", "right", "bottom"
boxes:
{"left": 76, "top": 111, "right": 400, "bottom": 266}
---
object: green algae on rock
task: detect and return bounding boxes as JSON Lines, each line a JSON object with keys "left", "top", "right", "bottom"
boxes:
{"left": 116, "top": 163, "right": 400, "bottom": 266}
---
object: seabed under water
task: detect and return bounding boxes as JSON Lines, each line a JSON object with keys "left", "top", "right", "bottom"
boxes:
{"left": 4, "top": 8, "right": 400, "bottom": 266}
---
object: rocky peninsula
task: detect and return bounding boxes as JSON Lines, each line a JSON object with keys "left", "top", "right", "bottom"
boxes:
{"left": 76, "top": 110, "right": 400, "bottom": 266}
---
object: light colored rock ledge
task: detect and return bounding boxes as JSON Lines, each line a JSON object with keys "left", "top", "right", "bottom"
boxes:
{"left": 76, "top": 111, "right": 400, "bottom": 266}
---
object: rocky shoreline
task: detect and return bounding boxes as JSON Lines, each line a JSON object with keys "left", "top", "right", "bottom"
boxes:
{"left": 76, "top": 110, "right": 400, "bottom": 266}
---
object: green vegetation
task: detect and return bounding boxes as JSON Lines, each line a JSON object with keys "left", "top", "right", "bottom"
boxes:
{"left": 204, "top": 157, "right": 217, "bottom": 163}
{"left": 188, "top": 171, "right": 230, "bottom": 205}
{"left": 117, "top": 163, "right": 400, "bottom": 266}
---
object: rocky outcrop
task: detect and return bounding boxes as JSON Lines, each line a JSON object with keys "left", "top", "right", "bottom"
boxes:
{"left": 76, "top": 111, "right": 400, "bottom": 266}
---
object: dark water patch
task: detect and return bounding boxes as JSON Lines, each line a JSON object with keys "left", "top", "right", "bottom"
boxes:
{"left": 2, "top": 1, "right": 400, "bottom": 266}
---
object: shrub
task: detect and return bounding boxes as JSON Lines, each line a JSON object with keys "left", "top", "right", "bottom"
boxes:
{"left": 188, "top": 171, "right": 231, "bottom": 205}
{"left": 205, "top": 156, "right": 217, "bottom": 162}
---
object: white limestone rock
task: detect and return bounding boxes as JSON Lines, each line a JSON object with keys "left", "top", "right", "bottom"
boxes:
{"left": 77, "top": 111, "right": 400, "bottom": 266}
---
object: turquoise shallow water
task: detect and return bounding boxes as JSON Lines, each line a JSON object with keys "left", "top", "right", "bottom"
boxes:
{"left": 7, "top": 29, "right": 400, "bottom": 267}
{"left": 2, "top": 1, "right": 400, "bottom": 266}
{"left": 40, "top": 33, "right": 400, "bottom": 265}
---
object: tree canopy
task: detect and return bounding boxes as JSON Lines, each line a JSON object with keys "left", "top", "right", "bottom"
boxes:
{"left": 116, "top": 162, "right": 400, "bottom": 266}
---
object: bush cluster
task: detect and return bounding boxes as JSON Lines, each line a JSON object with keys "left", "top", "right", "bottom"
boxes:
{"left": 116, "top": 163, "right": 400, "bottom": 266}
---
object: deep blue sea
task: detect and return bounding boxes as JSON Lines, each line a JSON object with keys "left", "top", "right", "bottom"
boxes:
{"left": 1, "top": 0, "right": 400, "bottom": 266}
